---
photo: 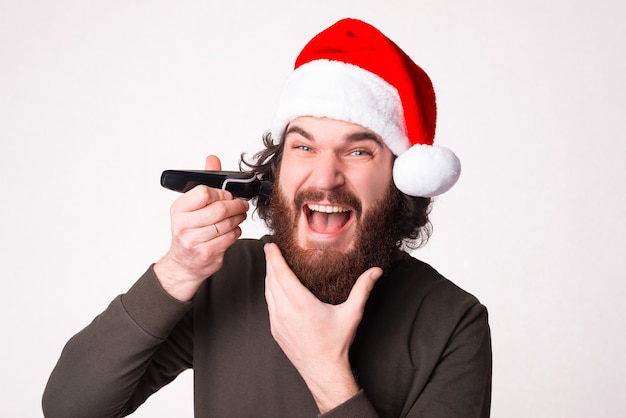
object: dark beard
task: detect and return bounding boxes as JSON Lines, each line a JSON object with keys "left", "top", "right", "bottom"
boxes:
{"left": 268, "top": 183, "right": 404, "bottom": 305}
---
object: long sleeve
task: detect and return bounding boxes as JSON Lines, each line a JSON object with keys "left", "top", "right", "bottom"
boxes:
{"left": 43, "top": 240, "right": 492, "bottom": 417}
{"left": 408, "top": 302, "right": 492, "bottom": 417}
{"left": 42, "top": 266, "right": 193, "bottom": 418}
{"left": 321, "top": 303, "right": 491, "bottom": 418}
{"left": 346, "top": 254, "right": 492, "bottom": 418}
{"left": 319, "top": 390, "right": 378, "bottom": 418}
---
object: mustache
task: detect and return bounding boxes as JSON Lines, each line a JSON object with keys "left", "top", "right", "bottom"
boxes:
{"left": 293, "top": 188, "right": 363, "bottom": 217}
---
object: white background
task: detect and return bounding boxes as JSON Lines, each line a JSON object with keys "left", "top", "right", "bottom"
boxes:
{"left": 1, "top": 1, "right": 625, "bottom": 417}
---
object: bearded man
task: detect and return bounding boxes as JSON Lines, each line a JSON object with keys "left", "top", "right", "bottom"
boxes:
{"left": 43, "top": 18, "right": 492, "bottom": 418}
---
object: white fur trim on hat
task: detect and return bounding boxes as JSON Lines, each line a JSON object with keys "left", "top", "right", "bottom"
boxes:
{"left": 271, "top": 59, "right": 410, "bottom": 156}
{"left": 393, "top": 144, "right": 461, "bottom": 197}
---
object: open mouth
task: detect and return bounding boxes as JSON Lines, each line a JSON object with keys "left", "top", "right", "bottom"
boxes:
{"left": 304, "top": 203, "right": 353, "bottom": 234}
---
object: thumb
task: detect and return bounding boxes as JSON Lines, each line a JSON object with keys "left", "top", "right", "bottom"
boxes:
{"left": 344, "top": 267, "right": 382, "bottom": 313}
{"left": 205, "top": 155, "right": 222, "bottom": 171}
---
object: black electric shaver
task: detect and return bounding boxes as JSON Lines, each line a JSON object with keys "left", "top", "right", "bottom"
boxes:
{"left": 160, "top": 170, "right": 273, "bottom": 200}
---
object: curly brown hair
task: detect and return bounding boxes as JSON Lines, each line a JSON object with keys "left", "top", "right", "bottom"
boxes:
{"left": 240, "top": 131, "right": 433, "bottom": 250}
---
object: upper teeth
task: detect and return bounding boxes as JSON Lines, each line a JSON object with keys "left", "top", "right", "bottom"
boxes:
{"left": 308, "top": 204, "right": 349, "bottom": 213}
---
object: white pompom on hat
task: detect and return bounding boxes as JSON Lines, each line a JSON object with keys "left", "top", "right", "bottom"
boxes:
{"left": 271, "top": 18, "right": 461, "bottom": 197}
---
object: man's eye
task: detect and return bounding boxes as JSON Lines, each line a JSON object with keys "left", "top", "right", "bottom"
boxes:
{"left": 296, "top": 145, "right": 312, "bottom": 152}
{"left": 351, "top": 149, "right": 372, "bottom": 157}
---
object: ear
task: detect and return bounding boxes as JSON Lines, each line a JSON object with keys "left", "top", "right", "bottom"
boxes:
{"left": 204, "top": 155, "right": 222, "bottom": 171}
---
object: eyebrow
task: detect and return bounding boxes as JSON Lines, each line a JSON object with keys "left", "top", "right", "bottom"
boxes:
{"left": 285, "top": 125, "right": 384, "bottom": 147}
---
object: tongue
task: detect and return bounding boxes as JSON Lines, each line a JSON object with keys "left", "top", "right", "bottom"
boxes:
{"left": 309, "top": 211, "right": 350, "bottom": 234}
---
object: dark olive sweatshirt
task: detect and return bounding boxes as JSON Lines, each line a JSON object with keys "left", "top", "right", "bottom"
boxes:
{"left": 43, "top": 237, "right": 491, "bottom": 417}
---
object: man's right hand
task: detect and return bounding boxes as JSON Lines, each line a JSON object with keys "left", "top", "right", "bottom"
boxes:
{"left": 154, "top": 155, "right": 250, "bottom": 301}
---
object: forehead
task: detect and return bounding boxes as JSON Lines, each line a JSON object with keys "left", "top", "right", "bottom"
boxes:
{"left": 285, "top": 116, "right": 386, "bottom": 147}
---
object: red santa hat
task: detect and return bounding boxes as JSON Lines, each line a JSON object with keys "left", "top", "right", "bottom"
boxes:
{"left": 271, "top": 18, "right": 461, "bottom": 197}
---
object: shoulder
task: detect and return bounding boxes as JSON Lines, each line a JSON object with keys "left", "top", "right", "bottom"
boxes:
{"left": 365, "top": 253, "right": 488, "bottom": 342}
{"left": 376, "top": 253, "right": 483, "bottom": 309}
{"left": 220, "top": 235, "right": 276, "bottom": 272}
{"left": 195, "top": 237, "right": 269, "bottom": 311}
{"left": 222, "top": 237, "right": 266, "bottom": 262}
{"left": 205, "top": 236, "right": 275, "bottom": 286}
{"left": 361, "top": 252, "right": 490, "bottom": 360}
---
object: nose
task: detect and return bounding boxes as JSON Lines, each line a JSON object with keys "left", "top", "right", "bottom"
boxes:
{"left": 311, "top": 153, "right": 345, "bottom": 191}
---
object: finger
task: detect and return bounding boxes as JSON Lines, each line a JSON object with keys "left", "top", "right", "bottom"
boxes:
{"left": 175, "top": 191, "right": 248, "bottom": 228}
{"left": 200, "top": 199, "right": 249, "bottom": 226}
{"left": 264, "top": 249, "right": 283, "bottom": 327}
{"left": 205, "top": 211, "right": 248, "bottom": 240}
{"left": 173, "top": 185, "right": 234, "bottom": 213}
{"left": 263, "top": 243, "right": 296, "bottom": 305}
{"left": 205, "top": 155, "right": 222, "bottom": 171}
{"left": 172, "top": 219, "right": 243, "bottom": 250}
{"left": 264, "top": 243, "right": 276, "bottom": 277}
{"left": 344, "top": 267, "right": 382, "bottom": 313}
{"left": 264, "top": 243, "right": 284, "bottom": 268}
{"left": 264, "top": 257, "right": 276, "bottom": 312}
{"left": 210, "top": 224, "right": 243, "bottom": 246}
{"left": 179, "top": 208, "right": 247, "bottom": 244}
{"left": 263, "top": 243, "right": 282, "bottom": 297}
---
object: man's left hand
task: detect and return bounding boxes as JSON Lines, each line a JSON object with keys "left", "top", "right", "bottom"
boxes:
{"left": 264, "top": 242, "right": 382, "bottom": 413}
